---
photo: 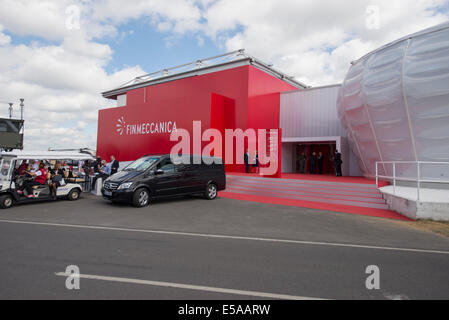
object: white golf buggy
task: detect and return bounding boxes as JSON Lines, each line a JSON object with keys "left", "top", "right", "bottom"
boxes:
{"left": 0, "top": 150, "right": 95, "bottom": 209}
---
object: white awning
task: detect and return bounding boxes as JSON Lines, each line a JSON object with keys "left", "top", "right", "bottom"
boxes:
{"left": 1, "top": 150, "right": 95, "bottom": 161}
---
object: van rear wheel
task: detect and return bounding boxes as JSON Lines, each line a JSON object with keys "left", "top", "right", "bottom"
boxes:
{"left": 0, "top": 194, "right": 14, "bottom": 209}
{"left": 204, "top": 183, "right": 218, "bottom": 200}
{"left": 133, "top": 188, "right": 150, "bottom": 207}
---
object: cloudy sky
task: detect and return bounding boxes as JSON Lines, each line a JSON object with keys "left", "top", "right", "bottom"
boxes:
{"left": 0, "top": 0, "right": 448, "bottom": 151}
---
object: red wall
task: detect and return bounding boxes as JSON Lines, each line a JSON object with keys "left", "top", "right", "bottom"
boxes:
{"left": 246, "top": 67, "right": 297, "bottom": 175}
{"left": 247, "top": 67, "right": 296, "bottom": 131}
{"left": 210, "top": 93, "right": 236, "bottom": 171}
{"left": 97, "top": 65, "right": 298, "bottom": 174}
{"left": 98, "top": 66, "right": 248, "bottom": 163}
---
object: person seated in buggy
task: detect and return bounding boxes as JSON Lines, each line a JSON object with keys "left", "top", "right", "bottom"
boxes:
{"left": 16, "top": 160, "right": 28, "bottom": 176}
{"left": 17, "top": 162, "right": 47, "bottom": 198}
{"left": 49, "top": 162, "right": 65, "bottom": 200}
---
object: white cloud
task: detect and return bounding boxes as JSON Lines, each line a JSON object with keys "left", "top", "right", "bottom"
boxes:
{"left": 0, "top": 25, "right": 11, "bottom": 46}
{"left": 0, "top": 25, "right": 144, "bottom": 150}
{"left": 204, "top": 0, "right": 449, "bottom": 85}
{"left": 0, "top": 0, "right": 69, "bottom": 41}
{"left": 0, "top": 0, "right": 119, "bottom": 41}
{"left": 90, "top": 0, "right": 203, "bottom": 34}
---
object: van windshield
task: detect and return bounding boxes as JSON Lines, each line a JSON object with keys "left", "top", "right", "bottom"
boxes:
{"left": 123, "top": 156, "right": 160, "bottom": 172}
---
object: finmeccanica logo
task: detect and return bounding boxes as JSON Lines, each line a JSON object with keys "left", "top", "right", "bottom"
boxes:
{"left": 116, "top": 117, "right": 177, "bottom": 136}
{"left": 115, "top": 118, "right": 279, "bottom": 175}
{"left": 116, "top": 117, "right": 126, "bottom": 135}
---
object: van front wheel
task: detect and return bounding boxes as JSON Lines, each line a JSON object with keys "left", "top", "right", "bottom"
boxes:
{"left": 133, "top": 188, "right": 150, "bottom": 207}
{"left": 204, "top": 183, "right": 218, "bottom": 200}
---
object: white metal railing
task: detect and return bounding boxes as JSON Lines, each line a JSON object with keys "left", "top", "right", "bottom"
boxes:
{"left": 376, "top": 161, "right": 449, "bottom": 201}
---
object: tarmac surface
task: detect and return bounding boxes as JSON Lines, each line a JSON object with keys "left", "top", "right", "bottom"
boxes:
{"left": 0, "top": 194, "right": 448, "bottom": 299}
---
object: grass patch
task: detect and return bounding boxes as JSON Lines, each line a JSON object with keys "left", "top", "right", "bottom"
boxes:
{"left": 400, "top": 220, "right": 449, "bottom": 238}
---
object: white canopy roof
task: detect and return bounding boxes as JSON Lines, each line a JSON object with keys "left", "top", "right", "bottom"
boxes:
{"left": 1, "top": 150, "right": 95, "bottom": 161}
{"left": 102, "top": 49, "right": 309, "bottom": 98}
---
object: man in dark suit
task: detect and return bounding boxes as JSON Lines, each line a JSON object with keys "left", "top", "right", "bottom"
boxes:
{"left": 335, "top": 151, "right": 343, "bottom": 176}
{"left": 110, "top": 155, "right": 120, "bottom": 175}
{"left": 91, "top": 157, "right": 102, "bottom": 189}
{"left": 92, "top": 157, "right": 101, "bottom": 174}
{"left": 318, "top": 152, "right": 324, "bottom": 174}
{"left": 310, "top": 152, "right": 317, "bottom": 174}
{"left": 244, "top": 149, "right": 250, "bottom": 173}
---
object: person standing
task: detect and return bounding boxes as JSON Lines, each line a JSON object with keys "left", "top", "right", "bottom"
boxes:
{"left": 110, "top": 155, "right": 120, "bottom": 175}
{"left": 252, "top": 151, "right": 259, "bottom": 174}
{"left": 244, "top": 149, "right": 250, "bottom": 173}
{"left": 335, "top": 151, "right": 343, "bottom": 177}
{"left": 318, "top": 152, "right": 324, "bottom": 175}
{"left": 310, "top": 152, "right": 317, "bottom": 174}
{"left": 92, "top": 160, "right": 109, "bottom": 190}
{"left": 92, "top": 157, "right": 101, "bottom": 174}
{"left": 298, "top": 152, "right": 306, "bottom": 174}
{"left": 91, "top": 157, "right": 102, "bottom": 189}
{"left": 82, "top": 161, "right": 91, "bottom": 175}
{"left": 81, "top": 160, "right": 92, "bottom": 191}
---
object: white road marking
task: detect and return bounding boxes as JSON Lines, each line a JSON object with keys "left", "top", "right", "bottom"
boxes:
{"left": 1, "top": 219, "right": 449, "bottom": 255}
{"left": 383, "top": 292, "right": 410, "bottom": 300}
{"left": 55, "top": 272, "right": 325, "bottom": 300}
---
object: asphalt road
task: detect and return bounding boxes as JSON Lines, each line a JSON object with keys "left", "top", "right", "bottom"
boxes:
{"left": 0, "top": 194, "right": 448, "bottom": 300}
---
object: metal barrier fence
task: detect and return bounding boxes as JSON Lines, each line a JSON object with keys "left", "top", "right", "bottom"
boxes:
{"left": 375, "top": 161, "right": 449, "bottom": 201}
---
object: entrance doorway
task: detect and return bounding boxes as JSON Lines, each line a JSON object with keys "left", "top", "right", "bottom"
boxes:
{"left": 294, "top": 142, "right": 336, "bottom": 175}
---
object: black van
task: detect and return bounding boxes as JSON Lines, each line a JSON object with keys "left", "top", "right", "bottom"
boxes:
{"left": 101, "top": 154, "right": 226, "bottom": 207}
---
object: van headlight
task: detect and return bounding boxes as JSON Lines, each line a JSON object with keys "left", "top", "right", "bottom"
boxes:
{"left": 117, "top": 182, "right": 133, "bottom": 190}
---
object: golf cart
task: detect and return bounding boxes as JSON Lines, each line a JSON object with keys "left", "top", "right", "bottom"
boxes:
{"left": 0, "top": 150, "right": 95, "bottom": 209}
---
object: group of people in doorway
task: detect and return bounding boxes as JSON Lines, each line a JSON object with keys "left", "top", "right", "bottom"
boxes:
{"left": 297, "top": 150, "right": 343, "bottom": 176}
{"left": 242, "top": 149, "right": 343, "bottom": 176}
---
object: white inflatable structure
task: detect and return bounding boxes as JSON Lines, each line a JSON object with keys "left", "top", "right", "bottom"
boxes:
{"left": 337, "top": 22, "right": 449, "bottom": 179}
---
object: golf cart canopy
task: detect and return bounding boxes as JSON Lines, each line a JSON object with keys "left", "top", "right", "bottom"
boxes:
{"left": 1, "top": 150, "right": 95, "bottom": 161}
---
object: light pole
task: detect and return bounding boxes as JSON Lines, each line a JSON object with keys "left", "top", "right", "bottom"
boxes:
{"left": 8, "top": 103, "right": 13, "bottom": 118}
{"left": 19, "top": 99, "right": 24, "bottom": 120}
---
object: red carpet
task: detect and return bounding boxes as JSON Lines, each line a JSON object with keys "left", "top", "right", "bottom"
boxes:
{"left": 219, "top": 191, "right": 410, "bottom": 221}
{"left": 221, "top": 173, "right": 408, "bottom": 221}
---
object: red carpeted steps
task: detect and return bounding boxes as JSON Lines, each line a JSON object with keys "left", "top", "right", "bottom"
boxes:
{"left": 220, "top": 174, "right": 409, "bottom": 221}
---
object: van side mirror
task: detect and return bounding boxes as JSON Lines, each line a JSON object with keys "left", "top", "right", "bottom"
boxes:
{"left": 155, "top": 169, "right": 164, "bottom": 175}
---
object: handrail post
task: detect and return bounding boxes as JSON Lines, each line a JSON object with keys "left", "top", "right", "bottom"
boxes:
{"left": 376, "top": 162, "right": 379, "bottom": 188}
{"left": 417, "top": 162, "right": 420, "bottom": 202}
{"left": 393, "top": 162, "right": 396, "bottom": 195}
